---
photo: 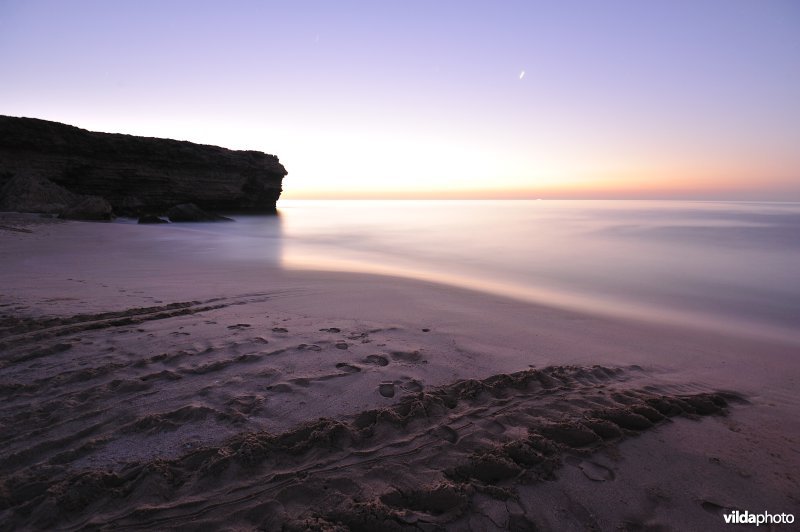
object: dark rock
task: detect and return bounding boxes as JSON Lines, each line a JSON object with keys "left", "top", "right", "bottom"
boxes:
{"left": 120, "top": 195, "right": 146, "bottom": 213}
{"left": 0, "top": 173, "right": 114, "bottom": 221}
{"left": 0, "top": 173, "right": 79, "bottom": 214}
{"left": 137, "top": 214, "right": 169, "bottom": 224}
{"left": 58, "top": 196, "right": 115, "bottom": 221}
{"left": 166, "top": 203, "right": 232, "bottom": 222}
{"left": 0, "top": 115, "right": 286, "bottom": 215}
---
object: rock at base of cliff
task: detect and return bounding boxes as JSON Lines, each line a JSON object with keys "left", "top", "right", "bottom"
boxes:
{"left": 0, "top": 173, "right": 79, "bottom": 214}
{"left": 138, "top": 214, "right": 170, "bottom": 224}
{"left": 59, "top": 196, "right": 115, "bottom": 221}
{"left": 167, "top": 203, "right": 233, "bottom": 222}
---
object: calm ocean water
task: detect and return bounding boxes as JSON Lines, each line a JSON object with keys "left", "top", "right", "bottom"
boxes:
{"left": 159, "top": 200, "right": 800, "bottom": 343}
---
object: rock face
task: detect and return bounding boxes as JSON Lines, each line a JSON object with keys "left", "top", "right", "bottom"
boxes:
{"left": 58, "top": 196, "right": 115, "bottom": 221}
{"left": 0, "top": 173, "right": 79, "bottom": 214}
{"left": 0, "top": 115, "right": 287, "bottom": 216}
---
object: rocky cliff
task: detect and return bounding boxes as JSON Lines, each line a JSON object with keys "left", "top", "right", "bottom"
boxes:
{"left": 0, "top": 116, "right": 287, "bottom": 216}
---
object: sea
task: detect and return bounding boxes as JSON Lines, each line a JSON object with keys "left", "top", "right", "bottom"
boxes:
{"left": 152, "top": 200, "right": 800, "bottom": 344}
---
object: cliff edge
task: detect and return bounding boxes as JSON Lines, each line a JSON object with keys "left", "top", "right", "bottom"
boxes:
{"left": 0, "top": 116, "right": 287, "bottom": 217}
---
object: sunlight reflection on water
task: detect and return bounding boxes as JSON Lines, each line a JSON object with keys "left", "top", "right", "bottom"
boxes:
{"left": 182, "top": 200, "right": 800, "bottom": 343}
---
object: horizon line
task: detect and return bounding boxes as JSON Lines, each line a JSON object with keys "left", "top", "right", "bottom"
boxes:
{"left": 279, "top": 196, "right": 800, "bottom": 203}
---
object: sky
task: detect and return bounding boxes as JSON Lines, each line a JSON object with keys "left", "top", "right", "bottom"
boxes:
{"left": 1, "top": 0, "right": 799, "bottom": 200}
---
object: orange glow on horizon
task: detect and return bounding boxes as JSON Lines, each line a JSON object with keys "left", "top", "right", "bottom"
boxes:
{"left": 282, "top": 169, "right": 800, "bottom": 201}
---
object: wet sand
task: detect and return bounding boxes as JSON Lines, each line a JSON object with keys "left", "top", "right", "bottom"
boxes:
{"left": 1, "top": 214, "right": 798, "bottom": 530}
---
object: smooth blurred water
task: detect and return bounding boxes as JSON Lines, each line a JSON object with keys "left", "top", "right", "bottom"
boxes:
{"left": 164, "top": 200, "right": 800, "bottom": 342}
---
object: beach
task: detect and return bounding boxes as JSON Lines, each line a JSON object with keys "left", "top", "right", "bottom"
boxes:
{"left": 4, "top": 0, "right": 798, "bottom": 527}
{"left": 1, "top": 212, "right": 798, "bottom": 530}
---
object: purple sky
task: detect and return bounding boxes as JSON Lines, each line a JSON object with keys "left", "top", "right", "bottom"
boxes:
{"left": 1, "top": 0, "right": 799, "bottom": 199}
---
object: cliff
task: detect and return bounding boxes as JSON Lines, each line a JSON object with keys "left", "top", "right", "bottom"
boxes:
{"left": 0, "top": 116, "right": 287, "bottom": 216}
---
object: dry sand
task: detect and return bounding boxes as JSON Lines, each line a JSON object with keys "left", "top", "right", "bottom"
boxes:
{"left": 0, "top": 214, "right": 798, "bottom": 530}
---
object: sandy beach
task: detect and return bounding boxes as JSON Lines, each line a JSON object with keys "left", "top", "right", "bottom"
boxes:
{"left": 1, "top": 214, "right": 798, "bottom": 531}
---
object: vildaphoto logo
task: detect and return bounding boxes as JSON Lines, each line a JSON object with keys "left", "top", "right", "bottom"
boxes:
{"left": 723, "top": 510, "right": 795, "bottom": 526}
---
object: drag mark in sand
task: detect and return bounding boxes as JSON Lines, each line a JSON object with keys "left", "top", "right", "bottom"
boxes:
{"left": 0, "top": 296, "right": 436, "bottom": 484}
{"left": 0, "top": 365, "right": 746, "bottom": 530}
{"left": 0, "top": 292, "right": 289, "bottom": 355}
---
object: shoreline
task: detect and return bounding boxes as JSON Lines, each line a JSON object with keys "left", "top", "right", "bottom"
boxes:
{"left": 1, "top": 215, "right": 798, "bottom": 529}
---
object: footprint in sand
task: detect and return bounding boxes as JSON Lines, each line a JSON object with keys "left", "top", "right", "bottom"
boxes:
{"left": 700, "top": 500, "right": 731, "bottom": 515}
{"left": 227, "top": 323, "right": 251, "bottom": 330}
{"left": 379, "top": 382, "right": 396, "bottom": 398}
{"left": 319, "top": 327, "right": 341, "bottom": 333}
{"left": 272, "top": 327, "right": 288, "bottom": 333}
{"left": 390, "top": 350, "right": 425, "bottom": 363}
{"left": 377, "top": 377, "right": 422, "bottom": 398}
{"left": 400, "top": 379, "right": 424, "bottom": 393}
{"left": 297, "top": 343, "right": 322, "bottom": 351}
{"left": 335, "top": 342, "right": 349, "bottom": 350}
{"left": 364, "top": 354, "right": 389, "bottom": 366}
{"left": 335, "top": 363, "right": 361, "bottom": 374}
{"left": 565, "top": 456, "right": 615, "bottom": 481}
